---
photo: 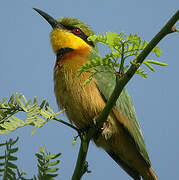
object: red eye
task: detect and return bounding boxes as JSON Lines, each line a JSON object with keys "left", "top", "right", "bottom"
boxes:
{"left": 73, "top": 28, "right": 81, "bottom": 35}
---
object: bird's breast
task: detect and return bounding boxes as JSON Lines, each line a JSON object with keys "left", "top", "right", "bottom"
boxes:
{"left": 54, "top": 52, "right": 105, "bottom": 129}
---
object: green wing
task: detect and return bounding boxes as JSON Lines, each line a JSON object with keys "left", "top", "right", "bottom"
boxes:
{"left": 88, "top": 48, "right": 150, "bottom": 165}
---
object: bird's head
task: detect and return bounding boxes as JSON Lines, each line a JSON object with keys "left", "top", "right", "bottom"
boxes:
{"left": 33, "top": 8, "right": 95, "bottom": 56}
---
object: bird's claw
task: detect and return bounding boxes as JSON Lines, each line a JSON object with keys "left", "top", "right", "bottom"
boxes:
{"left": 101, "top": 122, "right": 113, "bottom": 140}
{"left": 93, "top": 116, "right": 113, "bottom": 140}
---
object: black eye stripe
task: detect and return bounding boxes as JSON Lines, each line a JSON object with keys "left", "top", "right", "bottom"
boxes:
{"left": 63, "top": 25, "right": 95, "bottom": 47}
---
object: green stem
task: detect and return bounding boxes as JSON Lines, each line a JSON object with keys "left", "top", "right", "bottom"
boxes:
{"left": 119, "top": 42, "right": 125, "bottom": 74}
{"left": 71, "top": 127, "right": 96, "bottom": 180}
{"left": 53, "top": 117, "right": 79, "bottom": 132}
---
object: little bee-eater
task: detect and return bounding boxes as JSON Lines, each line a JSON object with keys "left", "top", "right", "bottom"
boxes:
{"left": 34, "top": 8, "right": 158, "bottom": 180}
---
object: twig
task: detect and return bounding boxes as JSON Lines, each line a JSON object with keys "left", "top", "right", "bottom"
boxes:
{"left": 71, "top": 133, "right": 91, "bottom": 180}
{"left": 53, "top": 117, "right": 79, "bottom": 132}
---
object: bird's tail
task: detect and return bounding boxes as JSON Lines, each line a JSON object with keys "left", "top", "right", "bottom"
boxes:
{"left": 142, "top": 167, "right": 158, "bottom": 180}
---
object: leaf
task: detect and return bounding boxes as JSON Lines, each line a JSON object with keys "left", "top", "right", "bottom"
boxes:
{"left": 22, "top": 95, "right": 28, "bottom": 105}
{"left": 152, "top": 46, "right": 162, "bottom": 57}
{"left": 0, "top": 162, "right": 5, "bottom": 166}
{"left": 40, "top": 146, "right": 45, "bottom": 154}
{"left": 9, "top": 147, "right": 18, "bottom": 154}
{"left": 40, "top": 99, "right": 47, "bottom": 109}
{"left": 0, "top": 168, "right": 4, "bottom": 172}
{"left": 8, "top": 94, "right": 14, "bottom": 105}
{"left": 87, "top": 35, "right": 97, "bottom": 42}
{"left": 143, "top": 61, "right": 155, "bottom": 71}
{"left": 10, "top": 137, "right": 19, "bottom": 146}
{"left": 44, "top": 160, "right": 60, "bottom": 167}
{"left": 6, "top": 167, "right": 16, "bottom": 177}
{"left": 106, "top": 32, "right": 119, "bottom": 46}
{"left": 45, "top": 154, "right": 61, "bottom": 161}
{"left": 31, "top": 128, "right": 37, "bottom": 136}
{"left": 37, "top": 159, "right": 45, "bottom": 167}
{"left": 35, "top": 153, "right": 43, "bottom": 160}
{"left": 11, "top": 116, "right": 24, "bottom": 125}
{"left": 145, "top": 60, "right": 168, "bottom": 66}
{"left": 8, "top": 155, "right": 18, "bottom": 161}
{"left": 0, "top": 156, "right": 6, "bottom": 160}
{"left": 7, "top": 162, "right": 18, "bottom": 169}
{"left": 136, "top": 68, "right": 148, "bottom": 78}
{"left": 44, "top": 173, "right": 58, "bottom": 178}
{"left": 50, "top": 153, "right": 62, "bottom": 160}
{"left": 44, "top": 168, "right": 59, "bottom": 173}
{"left": 0, "top": 97, "right": 7, "bottom": 104}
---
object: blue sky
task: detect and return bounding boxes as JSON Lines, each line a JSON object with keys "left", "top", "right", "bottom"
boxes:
{"left": 1, "top": 0, "right": 179, "bottom": 179}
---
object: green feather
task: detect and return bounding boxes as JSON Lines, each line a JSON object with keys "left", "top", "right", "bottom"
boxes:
{"left": 87, "top": 48, "right": 151, "bottom": 165}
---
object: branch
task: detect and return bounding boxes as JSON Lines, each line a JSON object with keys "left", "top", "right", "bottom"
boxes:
{"left": 71, "top": 10, "right": 179, "bottom": 180}
{"left": 53, "top": 117, "right": 79, "bottom": 132}
{"left": 71, "top": 134, "right": 91, "bottom": 180}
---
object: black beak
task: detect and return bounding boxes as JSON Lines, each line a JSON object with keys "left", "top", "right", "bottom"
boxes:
{"left": 33, "top": 8, "right": 65, "bottom": 29}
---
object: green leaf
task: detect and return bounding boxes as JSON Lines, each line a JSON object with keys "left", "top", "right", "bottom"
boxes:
{"left": 9, "top": 147, "right": 18, "bottom": 154}
{"left": 37, "top": 159, "right": 45, "bottom": 167}
{"left": 0, "top": 168, "right": 4, "bottom": 172}
{"left": 46, "top": 153, "right": 61, "bottom": 160}
{"left": 143, "top": 61, "right": 155, "bottom": 71}
{"left": 44, "top": 173, "right": 58, "bottom": 178}
{"left": 8, "top": 155, "right": 18, "bottom": 161}
{"left": 0, "top": 143, "right": 6, "bottom": 147}
{"left": 35, "top": 153, "right": 43, "bottom": 160}
{"left": 31, "top": 127, "right": 37, "bottom": 136}
{"left": 106, "top": 32, "right": 119, "bottom": 46}
{"left": 44, "top": 168, "right": 59, "bottom": 173}
{"left": 7, "top": 162, "right": 18, "bottom": 169}
{"left": 136, "top": 68, "right": 148, "bottom": 78}
{"left": 46, "top": 106, "right": 55, "bottom": 115}
{"left": 10, "top": 137, "right": 19, "bottom": 146}
{"left": 44, "top": 160, "right": 60, "bottom": 167}
{"left": 87, "top": 35, "right": 97, "bottom": 42}
{"left": 33, "top": 96, "right": 38, "bottom": 105}
{"left": 22, "top": 95, "right": 28, "bottom": 105}
{"left": 40, "top": 146, "right": 45, "bottom": 154}
{"left": 11, "top": 116, "right": 24, "bottom": 125}
{"left": 40, "top": 99, "right": 47, "bottom": 109}
{"left": 152, "top": 46, "right": 162, "bottom": 57}
{"left": 0, "top": 162, "right": 5, "bottom": 166}
{"left": 8, "top": 94, "right": 14, "bottom": 105}
{"left": 145, "top": 60, "right": 168, "bottom": 66}
{"left": 7, "top": 167, "right": 16, "bottom": 176}
{"left": 0, "top": 97, "right": 7, "bottom": 104}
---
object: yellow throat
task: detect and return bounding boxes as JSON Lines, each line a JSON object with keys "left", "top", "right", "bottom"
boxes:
{"left": 50, "top": 28, "right": 91, "bottom": 54}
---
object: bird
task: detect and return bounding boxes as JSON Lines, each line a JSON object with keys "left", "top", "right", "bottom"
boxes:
{"left": 33, "top": 8, "right": 158, "bottom": 180}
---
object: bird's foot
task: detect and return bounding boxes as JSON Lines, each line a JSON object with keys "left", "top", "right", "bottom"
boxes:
{"left": 93, "top": 116, "right": 114, "bottom": 140}
{"left": 101, "top": 122, "right": 113, "bottom": 140}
